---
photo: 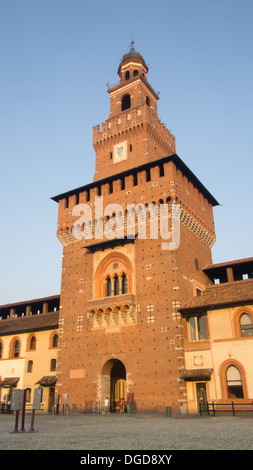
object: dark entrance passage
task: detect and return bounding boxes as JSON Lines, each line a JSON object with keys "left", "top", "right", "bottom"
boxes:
{"left": 101, "top": 359, "right": 126, "bottom": 412}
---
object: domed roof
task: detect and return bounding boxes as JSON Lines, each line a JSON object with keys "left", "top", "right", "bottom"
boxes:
{"left": 121, "top": 50, "right": 146, "bottom": 65}
{"left": 118, "top": 48, "right": 148, "bottom": 74}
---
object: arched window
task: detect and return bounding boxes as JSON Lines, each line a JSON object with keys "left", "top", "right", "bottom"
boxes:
{"left": 226, "top": 365, "right": 244, "bottom": 399}
{"left": 133, "top": 69, "right": 139, "bottom": 77}
{"left": 52, "top": 334, "right": 58, "bottom": 348}
{"left": 29, "top": 336, "right": 36, "bottom": 350}
{"left": 240, "top": 313, "right": 253, "bottom": 337}
{"left": 114, "top": 274, "right": 119, "bottom": 296}
{"left": 27, "top": 360, "right": 33, "bottom": 373}
{"left": 50, "top": 358, "right": 56, "bottom": 372}
{"left": 121, "top": 273, "right": 128, "bottom": 294}
{"left": 121, "top": 94, "right": 131, "bottom": 111}
{"left": 106, "top": 276, "right": 112, "bottom": 297}
{"left": 13, "top": 340, "right": 20, "bottom": 358}
{"left": 125, "top": 71, "right": 130, "bottom": 80}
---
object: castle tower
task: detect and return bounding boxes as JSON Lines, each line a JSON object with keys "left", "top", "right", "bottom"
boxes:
{"left": 93, "top": 46, "right": 175, "bottom": 181}
{"left": 52, "top": 47, "right": 218, "bottom": 414}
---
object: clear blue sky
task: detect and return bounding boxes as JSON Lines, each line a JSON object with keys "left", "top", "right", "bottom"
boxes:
{"left": 0, "top": 0, "right": 252, "bottom": 304}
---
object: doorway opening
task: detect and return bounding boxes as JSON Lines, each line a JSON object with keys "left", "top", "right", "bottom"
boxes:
{"left": 101, "top": 359, "right": 126, "bottom": 412}
{"left": 196, "top": 382, "right": 207, "bottom": 413}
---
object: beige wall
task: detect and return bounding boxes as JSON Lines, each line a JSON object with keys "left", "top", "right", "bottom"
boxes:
{"left": 0, "top": 329, "right": 58, "bottom": 412}
{"left": 184, "top": 304, "right": 253, "bottom": 413}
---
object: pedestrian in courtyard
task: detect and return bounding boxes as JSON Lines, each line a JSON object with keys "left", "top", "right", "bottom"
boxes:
{"left": 120, "top": 398, "right": 124, "bottom": 414}
{"left": 104, "top": 397, "right": 110, "bottom": 414}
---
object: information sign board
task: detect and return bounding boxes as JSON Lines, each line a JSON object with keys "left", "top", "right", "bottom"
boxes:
{"left": 33, "top": 388, "right": 42, "bottom": 410}
{"left": 11, "top": 389, "right": 24, "bottom": 411}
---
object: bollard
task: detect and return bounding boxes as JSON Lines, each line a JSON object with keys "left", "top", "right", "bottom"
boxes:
{"left": 166, "top": 406, "right": 171, "bottom": 417}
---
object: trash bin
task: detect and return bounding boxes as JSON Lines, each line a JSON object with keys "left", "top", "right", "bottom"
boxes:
{"left": 166, "top": 406, "right": 171, "bottom": 417}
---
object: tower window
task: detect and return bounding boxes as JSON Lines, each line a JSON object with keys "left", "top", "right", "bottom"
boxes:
{"left": 146, "top": 96, "right": 150, "bottom": 106}
{"left": 133, "top": 69, "right": 139, "bottom": 77}
{"left": 122, "top": 273, "right": 128, "bottom": 294}
{"left": 114, "top": 274, "right": 120, "bottom": 296}
{"left": 106, "top": 276, "right": 112, "bottom": 297}
{"left": 125, "top": 71, "right": 130, "bottom": 80}
{"left": 121, "top": 94, "right": 131, "bottom": 111}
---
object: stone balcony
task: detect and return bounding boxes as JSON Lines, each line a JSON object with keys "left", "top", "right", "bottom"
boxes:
{"left": 86, "top": 293, "right": 137, "bottom": 330}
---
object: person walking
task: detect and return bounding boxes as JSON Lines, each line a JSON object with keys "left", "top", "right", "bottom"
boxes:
{"left": 119, "top": 398, "right": 124, "bottom": 414}
{"left": 104, "top": 397, "right": 110, "bottom": 414}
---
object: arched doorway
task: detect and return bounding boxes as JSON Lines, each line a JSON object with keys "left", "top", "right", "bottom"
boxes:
{"left": 101, "top": 359, "right": 126, "bottom": 412}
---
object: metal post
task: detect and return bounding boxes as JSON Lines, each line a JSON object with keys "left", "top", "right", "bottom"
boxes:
{"left": 29, "top": 409, "right": 36, "bottom": 432}
{"left": 20, "top": 389, "right": 26, "bottom": 432}
{"left": 232, "top": 401, "right": 235, "bottom": 416}
{"left": 13, "top": 410, "right": 20, "bottom": 433}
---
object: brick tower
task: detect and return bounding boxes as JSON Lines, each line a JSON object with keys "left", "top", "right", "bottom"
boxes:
{"left": 52, "top": 46, "right": 218, "bottom": 414}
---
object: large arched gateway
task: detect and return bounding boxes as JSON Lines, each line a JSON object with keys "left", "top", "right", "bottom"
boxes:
{"left": 101, "top": 359, "right": 126, "bottom": 412}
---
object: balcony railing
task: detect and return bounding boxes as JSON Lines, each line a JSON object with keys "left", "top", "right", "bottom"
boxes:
{"left": 87, "top": 293, "right": 137, "bottom": 329}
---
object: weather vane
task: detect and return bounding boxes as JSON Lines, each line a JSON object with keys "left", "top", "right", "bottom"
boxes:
{"left": 128, "top": 40, "right": 135, "bottom": 52}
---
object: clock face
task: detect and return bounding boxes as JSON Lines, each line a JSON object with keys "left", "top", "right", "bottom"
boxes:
{"left": 113, "top": 140, "right": 127, "bottom": 164}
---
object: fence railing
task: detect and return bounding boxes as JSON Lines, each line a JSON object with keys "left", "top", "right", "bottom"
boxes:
{"left": 199, "top": 401, "right": 253, "bottom": 416}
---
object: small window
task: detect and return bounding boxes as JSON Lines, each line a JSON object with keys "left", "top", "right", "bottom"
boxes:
{"left": 29, "top": 336, "right": 36, "bottom": 350}
{"left": 121, "top": 94, "right": 131, "bottom": 111}
{"left": 226, "top": 365, "right": 244, "bottom": 399}
{"left": 133, "top": 69, "right": 139, "bottom": 77}
{"left": 52, "top": 334, "right": 58, "bottom": 348}
{"left": 27, "top": 360, "right": 33, "bottom": 373}
{"left": 125, "top": 71, "right": 130, "bottom": 80}
{"left": 146, "top": 96, "right": 150, "bottom": 106}
{"left": 50, "top": 358, "right": 57, "bottom": 372}
{"left": 240, "top": 313, "right": 253, "bottom": 337}
{"left": 13, "top": 340, "right": 20, "bottom": 358}
{"left": 0, "top": 342, "right": 2, "bottom": 359}
{"left": 187, "top": 315, "right": 208, "bottom": 341}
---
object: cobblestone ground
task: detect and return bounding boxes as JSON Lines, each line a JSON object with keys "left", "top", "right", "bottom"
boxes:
{"left": 0, "top": 412, "right": 252, "bottom": 451}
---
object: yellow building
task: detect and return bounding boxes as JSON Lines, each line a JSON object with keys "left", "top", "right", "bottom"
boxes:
{"left": 180, "top": 258, "right": 253, "bottom": 414}
{"left": 0, "top": 295, "right": 59, "bottom": 413}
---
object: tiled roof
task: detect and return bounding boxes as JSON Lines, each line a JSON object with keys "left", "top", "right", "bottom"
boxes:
{"left": 0, "top": 311, "right": 59, "bottom": 336}
{"left": 180, "top": 279, "right": 253, "bottom": 314}
{"left": 203, "top": 257, "right": 253, "bottom": 271}
{"left": 0, "top": 294, "right": 60, "bottom": 310}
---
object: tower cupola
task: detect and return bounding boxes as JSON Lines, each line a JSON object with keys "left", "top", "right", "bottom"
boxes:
{"left": 118, "top": 45, "right": 149, "bottom": 83}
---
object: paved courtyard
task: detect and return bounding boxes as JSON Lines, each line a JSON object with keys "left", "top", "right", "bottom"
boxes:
{"left": 0, "top": 412, "right": 252, "bottom": 451}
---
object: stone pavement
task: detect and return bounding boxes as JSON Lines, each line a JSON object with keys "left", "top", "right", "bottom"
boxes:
{"left": 0, "top": 411, "right": 252, "bottom": 451}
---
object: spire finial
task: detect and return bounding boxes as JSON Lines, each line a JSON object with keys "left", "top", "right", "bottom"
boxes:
{"left": 128, "top": 40, "right": 135, "bottom": 52}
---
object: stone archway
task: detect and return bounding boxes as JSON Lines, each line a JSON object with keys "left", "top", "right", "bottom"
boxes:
{"left": 101, "top": 359, "right": 126, "bottom": 412}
